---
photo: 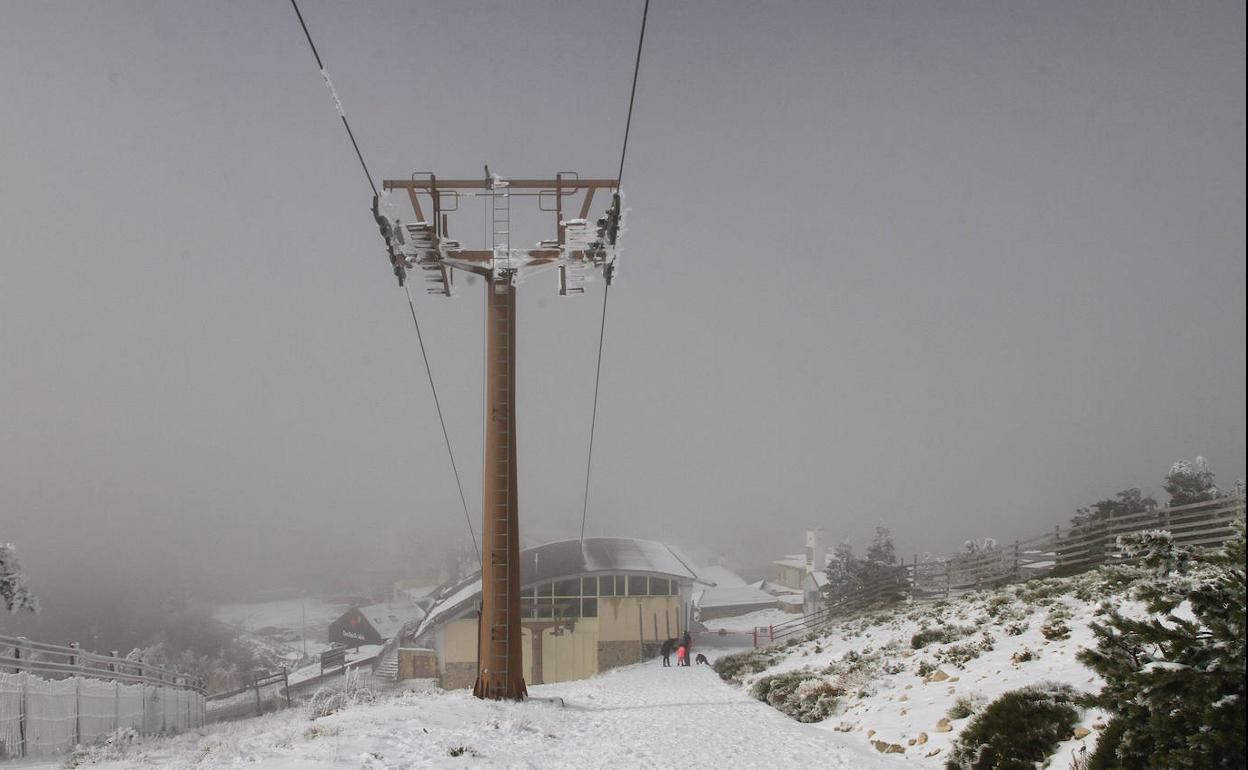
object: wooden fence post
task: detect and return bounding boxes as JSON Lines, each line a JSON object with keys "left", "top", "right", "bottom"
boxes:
{"left": 16, "top": 642, "right": 27, "bottom": 758}
{"left": 70, "top": 642, "right": 81, "bottom": 748}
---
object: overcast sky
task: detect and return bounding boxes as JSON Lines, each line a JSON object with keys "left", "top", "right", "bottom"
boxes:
{"left": 1, "top": 0, "right": 1244, "bottom": 598}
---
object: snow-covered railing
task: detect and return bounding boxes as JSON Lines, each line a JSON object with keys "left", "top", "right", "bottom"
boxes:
{"left": 204, "top": 668, "right": 289, "bottom": 723}
{"left": 1055, "top": 496, "right": 1244, "bottom": 571}
{"left": 815, "top": 496, "right": 1245, "bottom": 618}
{"left": 0, "top": 635, "right": 204, "bottom": 694}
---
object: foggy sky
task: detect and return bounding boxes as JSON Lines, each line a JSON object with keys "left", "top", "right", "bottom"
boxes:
{"left": 1, "top": 0, "right": 1244, "bottom": 600}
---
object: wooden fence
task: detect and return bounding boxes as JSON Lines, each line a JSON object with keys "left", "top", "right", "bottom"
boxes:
{"left": 204, "top": 668, "right": 290, "bottom": 723}
{"left": 757, "top": 495, "right": 1245, "bottom": 647}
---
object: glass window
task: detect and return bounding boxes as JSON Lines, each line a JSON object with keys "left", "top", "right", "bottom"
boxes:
{"left": 649, "top": 578, "right": 670, "bottom": 596}
{"left": 537, "top": 599, "right": 555, "bottom": 619}
{"left": 628, "top": 575, "right": 648, "bottom": 596}
{"left": 582, "top": 577, "right": 597, "bottom": 596}
{"left": 582, "top": 598, "right": 597, "bottom": 618}
{"left": 538, "top": 582, "right": 554, "bottom": 598}
{"left": 521, "top": 586, "right": 534, "bottom": 599}
{"left": 520, "top": 598, "right": 535, "bottom": 618}
{"left": 554, "top": 579, "right": 580, "bottom": 597}
{"left": 599, "top": 576, "right": 616, "bottom": 596}
{"left": 560, "top": 599, "right": 580, "bottom": 620}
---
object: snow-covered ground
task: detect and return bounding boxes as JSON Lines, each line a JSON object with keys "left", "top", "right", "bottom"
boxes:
{"left": 699, "top": 607, "right": 796, "bottom": 634}
{"left": 213, "top": 598, "right": 350, "bottom": 662}
{"left": 41, "top": 657, "right": 899, "bottom": 769}
{"left": 9, "top": 574, "right": 1153, "bottom": 769}
{"left": 714, "top": 573, "right": 1130, "bottom": 766}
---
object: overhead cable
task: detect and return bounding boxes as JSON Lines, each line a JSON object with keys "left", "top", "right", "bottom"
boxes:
{"left": 289, "top": 0, "right": 479, "bottom": 562}
{"left": 581, "top": 0, "right": 650, "bottom": 545}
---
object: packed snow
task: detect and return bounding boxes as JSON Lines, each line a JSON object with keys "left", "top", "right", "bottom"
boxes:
{"left": 32, "top": 657, "right": 896, "bottom": 769}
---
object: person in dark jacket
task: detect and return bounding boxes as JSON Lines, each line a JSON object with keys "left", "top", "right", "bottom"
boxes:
{"left": 680, "top": 630, "right": 692, "bottom": 666}
{"left": 660, "top": 638, "right": 675, "bottom": 667}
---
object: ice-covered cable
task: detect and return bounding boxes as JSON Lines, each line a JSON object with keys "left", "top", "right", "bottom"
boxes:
{"left": 289, "top": 0, "right": 377, "bottom": 195}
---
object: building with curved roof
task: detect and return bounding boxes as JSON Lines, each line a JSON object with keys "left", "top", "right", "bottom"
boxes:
{"left": 407, "top": 537, "right": 706, "bottom": 688}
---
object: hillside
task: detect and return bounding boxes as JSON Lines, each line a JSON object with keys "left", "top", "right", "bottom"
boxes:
{"left": 714, "top": 571, "right": 1132, "bottom": 766}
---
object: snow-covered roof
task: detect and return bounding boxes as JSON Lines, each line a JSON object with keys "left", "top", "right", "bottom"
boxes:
{"left": 357, "top": 600, "right": 427, "bottom": 640}
{"left": 773, "top": 551, "right": 832, "bottom": 571}
{"left": 804, "top": 571, "right": 829, "bottom": 588}
{"left": 750, "top": 579, "right": 801, "bottom": 597}
{"left": 695, "top": 585, "right": 778, "bottom": 610}
{"left": 413, "top": 538, "right": 704, "bottom": 640}
{"left": 695, "top": 565, "right": 747, "bottom": 588}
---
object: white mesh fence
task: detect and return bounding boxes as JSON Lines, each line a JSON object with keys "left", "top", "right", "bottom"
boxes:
{"left": 0, "top": 673, "right": 21, "bottom": 759}
{"left": 77, "top": 678, "right": 113, "bottom": 746}
{"left": 118, "top": 681, "right": 145, "bottom": 733}
{"left": 23, "top": 675, "right": 76, "bottom": 757}
{"left": 0, "top": 673, "right": 203, "bottom": 759}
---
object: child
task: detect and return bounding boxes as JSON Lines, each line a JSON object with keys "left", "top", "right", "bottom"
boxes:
{"left": 676, "top": 644, "right": 687, "bottom": 666}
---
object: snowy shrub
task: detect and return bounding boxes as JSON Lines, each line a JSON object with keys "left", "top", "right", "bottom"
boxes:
{"left": 944, "top": 682, "right": 1080, "bottom": 770}
{"left": 1017, "top": 579, "right": 1072, "bottom": 604}
{"left": 911, "top": 624, "right": 973, "bottom": 649}
{"left": 881, "top": 659, "right": 905, "bottom": 675}
{"left": 1076, "top": 523, "right": 1246, "bottom": 769}
{"left": 935, "top": 642, "right": 983, "bottom": 670}
{"left": 751, "top": 671, "right": 842, "bottom": 723}
{"left": 984, "top": 595, "right": 1013, "bottom": 618}
{"left": 916, "top": 659, "right": 938, "bottom": 678}
{"left": 1011, "top": 647, "right": 1038, "bottom": 664}
{"left": 447, "top": 746, "right": 480, "bottom": 758}
{"left": 64, "top": 727, "right": 139, "bottom": 767}
{"left": 1004, "top": 621, "right": 1028, "bottom": 636}
{"left": 712, "top": 650, "right": 778, "bottom": 683}
{"left": 306, "top": 672, "right": 377, "bottom": 719}
{"left": 1041, "top": 611, "right": 1072, "bottom": 641}
{"left": 946, "top": 693, "right": 989, "bottom": 720}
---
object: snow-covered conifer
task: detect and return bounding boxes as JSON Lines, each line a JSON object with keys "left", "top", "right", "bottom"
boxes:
{"left": 1076, "top": 521, "right": 1245, "bottom": 768}
{"left": 1, "top": 542, "right": 39, "bottom": 613}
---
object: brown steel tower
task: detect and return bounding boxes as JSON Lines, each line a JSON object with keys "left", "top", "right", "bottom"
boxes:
{"left": 373, "top": 172, "right": 621, "bottom": 700}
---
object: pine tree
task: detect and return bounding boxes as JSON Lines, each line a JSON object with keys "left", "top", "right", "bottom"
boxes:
{"left": 1076, "top": 522, "right": 1245, "bottom": 768}
{"left": 1165, "top": 457, "right": 1219, "bottom": 506}
{"left": 1, "top": 542, "right": 40, "bottom": 614}
{"left": 866, "top": 526, "right": 896, "bottom": 565}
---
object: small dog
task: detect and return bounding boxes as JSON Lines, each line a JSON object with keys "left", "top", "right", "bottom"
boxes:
{"left": 694, "top": 653, "right": 709, "bottom": 665}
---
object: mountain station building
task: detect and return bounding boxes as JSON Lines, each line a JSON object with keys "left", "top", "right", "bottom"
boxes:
{"left": 406, "top": 538, "right": 704, "bottom": 689}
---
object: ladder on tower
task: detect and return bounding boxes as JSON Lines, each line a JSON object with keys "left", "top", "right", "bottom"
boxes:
{"left": 491, "top": 177, "right": 511, "bottom": 273}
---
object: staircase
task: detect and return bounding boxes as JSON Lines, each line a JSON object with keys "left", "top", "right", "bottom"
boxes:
{"left": 374, "top": 647, "right": 399, "bottom": 682}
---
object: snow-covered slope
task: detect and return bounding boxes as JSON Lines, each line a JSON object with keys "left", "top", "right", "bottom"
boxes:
{"left": 714, "top": 572, "right": 1133, "bottom": 766}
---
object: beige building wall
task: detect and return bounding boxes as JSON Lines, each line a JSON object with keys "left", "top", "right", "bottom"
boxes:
{"left": 540, "top": 619, "right": 598, "bottom": 684}
{"left": 597, "top": 596, "right": 680, "bottom": 642}
{"left": 436, "top": 590, "right": 685, "bottom": 688}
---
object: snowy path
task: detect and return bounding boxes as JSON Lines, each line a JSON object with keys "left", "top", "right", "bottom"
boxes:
{"left": 56, "top": 657, "right": 896, "bottom": 769}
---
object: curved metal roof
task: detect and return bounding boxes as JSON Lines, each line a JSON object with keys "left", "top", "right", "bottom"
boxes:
{"left": 411, "top": 537, "right": 703, "bottom": 641}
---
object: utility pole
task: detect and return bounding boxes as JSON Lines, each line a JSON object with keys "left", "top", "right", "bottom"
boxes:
{"left": 374, "top": 171, "right": 621, "bottom": 700}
